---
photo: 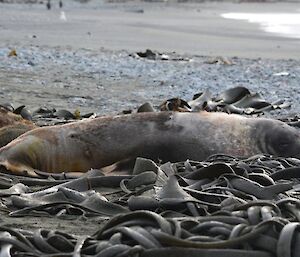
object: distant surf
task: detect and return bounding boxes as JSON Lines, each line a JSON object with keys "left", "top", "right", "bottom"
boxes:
{"left": 222, "top": 12, "right": 300, "bottom": 39}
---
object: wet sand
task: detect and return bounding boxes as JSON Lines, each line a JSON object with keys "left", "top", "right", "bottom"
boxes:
{"left": 0, "top": 1, "right": 300, "bottom": 59}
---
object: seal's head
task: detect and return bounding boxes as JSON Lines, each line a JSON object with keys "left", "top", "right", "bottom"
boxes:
{"left": 256, "top": 119, "right": 300, "bottom": 158}
{"left": 0, "top": 125, "right": 99, "bottom": 176}
{"left": 0, "top": 134, "right": 45, "bottom": 176}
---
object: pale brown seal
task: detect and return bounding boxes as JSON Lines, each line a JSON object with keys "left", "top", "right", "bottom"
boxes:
{"left": 0, "top": 111, "right": 299, "bottom": 176}
{"left": 0, "top": 107, "right": 36, "bottom": 148}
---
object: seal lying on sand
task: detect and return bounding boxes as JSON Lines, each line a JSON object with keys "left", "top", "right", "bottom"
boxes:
{"left": 0, "top": 111, "right": 299, "bottom": 176}
{"left": 0, "top": 107, "right": 36, "bottom": 148}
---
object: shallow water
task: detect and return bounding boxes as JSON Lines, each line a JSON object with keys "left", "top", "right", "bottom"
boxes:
{"left": 222, "top": 12, "right": 300, "bottom": 39}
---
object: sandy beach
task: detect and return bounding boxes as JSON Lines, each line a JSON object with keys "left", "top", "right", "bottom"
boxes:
{"left": 0, "top": 1, "right": 300, "bottom": 116}
{"left": 1, "top": 1, "right": 300, "bottom": 59}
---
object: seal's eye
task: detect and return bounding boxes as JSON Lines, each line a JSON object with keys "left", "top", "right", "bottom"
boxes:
{"left": 277, "top": 140, "right": 290, "bottom": 151}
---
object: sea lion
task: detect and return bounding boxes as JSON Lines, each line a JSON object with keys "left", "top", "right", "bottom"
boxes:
{"left": 0, "top": 107, "right": 36, "bottom": 148}
{"left": 0, "top": 111, "right": 299, "bottom": 176}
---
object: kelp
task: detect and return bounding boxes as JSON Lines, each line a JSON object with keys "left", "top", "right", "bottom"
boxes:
{"left": 0, "top": 155, "right": 299, "bottom": 256}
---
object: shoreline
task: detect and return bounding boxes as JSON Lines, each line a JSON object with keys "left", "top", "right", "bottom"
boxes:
{"left": 0, "top": 1, "right": 300, "bottom": 59}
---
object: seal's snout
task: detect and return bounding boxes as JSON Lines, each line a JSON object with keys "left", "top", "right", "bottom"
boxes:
{"left": 286, "top": 127, "right": 300, "bottom": 159}
{"left": 292, "top": 132, "right": 300, "bottom": 159}
{"left": 263, "top": 121, "right": 300, "bottom": 159}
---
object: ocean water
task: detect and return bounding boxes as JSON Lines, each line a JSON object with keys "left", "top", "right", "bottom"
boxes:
{"left": 222, "top": 12, "right": 300, "bottom": 39}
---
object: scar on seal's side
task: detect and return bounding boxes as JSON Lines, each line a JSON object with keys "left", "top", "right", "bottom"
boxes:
{"left": 0, "top": 111, "right": 299, "bottom": 176}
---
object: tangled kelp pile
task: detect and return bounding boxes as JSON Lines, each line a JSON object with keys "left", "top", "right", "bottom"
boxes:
{"left": 160, "top": 86, "right": 290, "bottom": 115}
{"left": 0, "top": 86, "right": 292, "bottom": 128}
{"left": 0, "top": 155, "right": 300, "bottom": 256}
{"left": 130, "top": 49, "right": 191, "bottom": 62}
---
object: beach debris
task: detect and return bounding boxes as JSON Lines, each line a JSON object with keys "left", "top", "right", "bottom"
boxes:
{"left": 55, "top": 109, "right": 76, "bottom": 120}
{"left": 120, "top": 109, "right": 132, "bottom": 115}
{"left": 159, "top": 98, "right": 191, "bottom": 112}
{"left": 0, "top": 103, "right": 14, "bottom": 112}
{"left": 160, "top": 86, "right": 291, "bottom": 115}
{"left": 127, "top": 8, "right": 144, "bottom": 13}
{"left": 13, "top": 105, "right": 32, "bottom": 120}
{"left": 137, "top": 102, "right": 155, "bottom": 113}
{"left": 74, "top": 109, "right": 81, "bottom": 119}
{"left": 27, "top": 60, "right": 35, "bottom": 66}
{"left": 31, "top": 107, "right": 94, "bottom": 126}
{"left": 136, "top": 49, "right": 157, "bottom": 60}
{"left": 130, "top": 49, "right": 190, "bottom": 61}
{"left": 7, "top": 49, "right": 17, "bottom": 57}
{"left": 273, "top": 71, "right": 290, "bottom": 76}
{"left": 278, "top": 114, "right": 300, "bottom": 128}
{"left": 204, "top": 56, "right": 233, "bottom": 65}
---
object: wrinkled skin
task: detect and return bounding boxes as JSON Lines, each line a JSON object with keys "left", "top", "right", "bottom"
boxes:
{"left": 0, "top": 111, "right": 299, "bottom": 176}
